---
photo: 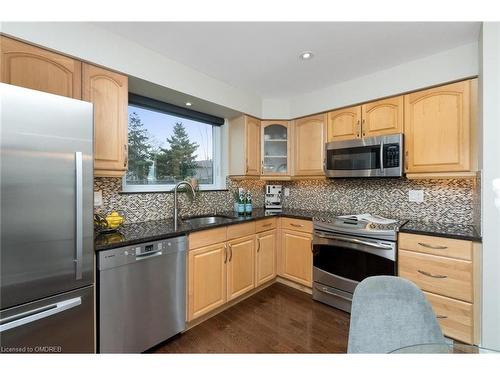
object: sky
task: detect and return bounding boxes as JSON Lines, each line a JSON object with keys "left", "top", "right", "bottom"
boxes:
{"left": 128, "top": 105, "right": 213, "bottom": 161}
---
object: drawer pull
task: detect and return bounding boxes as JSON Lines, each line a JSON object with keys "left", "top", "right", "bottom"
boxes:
{"left": 436, "top": 315, "right": 448, "bottom": 319}
{"left": 290, "top": 223, "right": 304, "bottom": 228}
{"left": 418, "top": 242, "right": 448, "bottom": 250}
{"left": 261, "top": 223, "right": 273, "bottom": 227}
{"left": 418, "top": 270, "right": 448, "bottom": 279}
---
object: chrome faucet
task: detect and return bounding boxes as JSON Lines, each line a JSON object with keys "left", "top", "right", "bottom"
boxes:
{"left": 173, "top": 181, "right": 196, "bottom": 230}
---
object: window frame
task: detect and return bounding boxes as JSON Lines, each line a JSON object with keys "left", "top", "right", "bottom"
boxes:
{"left": 122, "top": 101, "right": 225, "bottom": 193}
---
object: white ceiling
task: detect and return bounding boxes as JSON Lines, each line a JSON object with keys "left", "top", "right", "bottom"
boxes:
{"left": 95, "top": 22, "right": 480, "bottom": 100}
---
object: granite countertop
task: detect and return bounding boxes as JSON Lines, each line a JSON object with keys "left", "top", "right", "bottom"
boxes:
{"left": 399, "top": 220, "right": 481, "bottom": 242}
{"left": 95, "top": 208, "right": 335, "bottom": 251}
{"left": 95, "top": 208, "right": 482, "bottom": 251}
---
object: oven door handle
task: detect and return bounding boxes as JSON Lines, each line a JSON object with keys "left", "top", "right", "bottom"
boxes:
{"left": 315, "top": 233, "right": 393, "bottom": 250}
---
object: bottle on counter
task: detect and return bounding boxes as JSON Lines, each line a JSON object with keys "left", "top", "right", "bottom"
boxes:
{"left": 238, "top": 191, "right": 246, "bottom": 215}
{"left": 245, "top": 192, "right": 253, "bottom": 215}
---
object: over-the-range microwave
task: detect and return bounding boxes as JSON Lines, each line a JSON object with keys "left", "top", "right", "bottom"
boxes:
{"left": 324, "top": 134, "right": 403, "bottom": 178}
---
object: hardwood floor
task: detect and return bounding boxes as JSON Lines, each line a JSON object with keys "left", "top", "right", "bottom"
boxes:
{"left": 153, "top": 283, "right": 350, "bottom": 353}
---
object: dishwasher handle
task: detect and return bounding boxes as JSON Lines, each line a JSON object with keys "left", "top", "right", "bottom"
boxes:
{"left": 135, "top": 250, "right": 163, "bottom": 261}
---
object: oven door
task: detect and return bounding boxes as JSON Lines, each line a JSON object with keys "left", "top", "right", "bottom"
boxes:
{"left": 312, "top": 230, "right": 396, "bottom": 295}
{"left": 324, "top": 134, "right": 403, "bottom": 178}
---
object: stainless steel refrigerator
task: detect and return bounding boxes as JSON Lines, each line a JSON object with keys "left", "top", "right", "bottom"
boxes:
{"left": 0, "top": 83, "right": 94, "bottom": 353}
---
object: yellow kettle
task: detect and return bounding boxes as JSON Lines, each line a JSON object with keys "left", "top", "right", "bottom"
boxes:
{"left": 105, "top": 211, "right": 124, "bottom": 229}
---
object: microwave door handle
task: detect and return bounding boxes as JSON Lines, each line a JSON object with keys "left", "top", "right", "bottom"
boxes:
{"left": 379, "top": 140, "right": 384, "bottom": 173}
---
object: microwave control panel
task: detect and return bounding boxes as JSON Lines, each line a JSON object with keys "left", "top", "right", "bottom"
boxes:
{"left": 383, "top": 144, "right": 400, "bottom": 168}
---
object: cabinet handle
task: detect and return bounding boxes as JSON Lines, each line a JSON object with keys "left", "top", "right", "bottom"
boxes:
{"left": 261, "top": 223, "right": 273, "bottom": 227}
{"left": 356, "top": 120, "right": 361, "bottom": 138}
{"left": 257, "top": 238, "right": 260, "bottom": 253}
{"left": 245, "top": 159, "right": 248, "bottom": 174}
{"left": 436, "top": 315, "right": 448, "bottom": 319}
{"left": 418, "top": 242, "right": 448, "bottom": 250}
{"left": 228, "top": 244, "right": 233, "bottom": 262}
{"left": 224, "top": 243, "right": 228, "bottom": 264}
{"left": 290, "top": 223, "right": 304, "bottom": 228}
{"left": 417, "top": 270, "right": 447, "bottom": 279}
{"left": 123, "top": 144, "right": 128, "bottom": 167}
{"left": 404, "top": 150, "right": 408, "bottom": 171}
{"left": 361, "top": 119, "right": 365, "bottom": 137}
{"left": 261, "top": 160, "right": 264, "bottom": 174}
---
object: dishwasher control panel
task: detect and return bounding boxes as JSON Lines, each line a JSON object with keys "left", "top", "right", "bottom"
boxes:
{"left": 98, "top": 236, "right": 187, "bottom": 271}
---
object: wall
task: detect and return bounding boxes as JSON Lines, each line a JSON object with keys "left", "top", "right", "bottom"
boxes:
{"left": 1, "top": 22, "right": 478, "bottom": 120}
{"left": 286, "top": 42, "right": 479, "bottom": 119}
{"left": 479, "top": 22, "right": 500, "bottom": 350}
{"left": 0, "top": 22, "right": 263, "bottom": 118}
{"left": 95, "top": 177, "right": 477, "bottom": 226}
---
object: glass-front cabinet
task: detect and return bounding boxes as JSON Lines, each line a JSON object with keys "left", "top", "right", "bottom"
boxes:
{"left": 261, "top": 121, "right": 291, "bottom": 176}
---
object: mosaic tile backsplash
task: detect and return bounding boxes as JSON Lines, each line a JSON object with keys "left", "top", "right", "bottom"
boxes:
{"left": 95, "top": 176, "right": 478, "bottom": 227}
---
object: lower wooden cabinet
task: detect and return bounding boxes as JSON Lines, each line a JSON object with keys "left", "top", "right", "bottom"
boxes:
{"left": 256, "top": 230, "right": 277, "bottom": 286}
{"left": 187, "top": 242, "right": 227, "bottom": 321}
{"left": 398, "top": 232, "right": 480, "bottom": 344}
{"left": 227, "top": 235, "right": 255, "bottom": 301}
{"left": 424, "top": 291, "right": 474, "bottom": 344}
{"left": 280, "top": 229, "right": 313, "bottom": 287}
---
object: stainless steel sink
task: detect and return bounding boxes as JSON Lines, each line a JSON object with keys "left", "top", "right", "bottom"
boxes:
{"left": 181, "top": 215, "right": 234, "bottom": 227}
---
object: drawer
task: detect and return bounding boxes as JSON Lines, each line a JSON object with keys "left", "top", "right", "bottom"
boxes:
{"left": 398, "top": 249, "right": 473, "bottom": 302}
{"left": 399, "top": 233, "right": 472, "bottom": 260}
{"left": 281, "top": 217, "right": 313, "bottom": 233}
{"left": 255, "top": 217, "right": 277, "bottom": 233}
{"left": 189, "top": 227, "right": 227, "bottom": 250}
{"left": 424, "top": 291, "right": 474, "bottom": 344}
{"left": 227, "top": 221, "right": 255, "bottom": 240}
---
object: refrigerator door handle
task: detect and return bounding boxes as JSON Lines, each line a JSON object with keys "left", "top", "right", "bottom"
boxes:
{"left": 75, "top": 151, "right": 83, "bottom": 280}
{"left": 0, "top": 297, "right": 82, "bottom": 332}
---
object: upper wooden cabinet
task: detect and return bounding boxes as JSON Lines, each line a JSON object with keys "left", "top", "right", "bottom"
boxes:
{"left": 404, "top": 80, "right": 476, "bottom": 175}
{"left": 83, "top": 64, "right": 128, "bottom": 177}
{"left": 327, "top": 106, "right": 361, "bottom": 142}
{"left": 293, "top": 114, "right": 327, "bottom": 176}
{"left": 228, "top": 115, "right": 261, "bottom": 176}
{"left": 261, "top": 120, "right": 291, "bottom": 176}
{"left": 327, "top": 97, "right": 403, "bottom": 142}
{"left": 361, "top": 96, "right": 403, "bottom": 138}
{"left": 1, "top": 36, "right": 81, "bottom": 99}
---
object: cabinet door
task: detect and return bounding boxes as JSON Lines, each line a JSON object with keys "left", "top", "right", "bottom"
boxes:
{"left": 245, "top": 116, "right": 261, "bottom": 175}
{"left": 261, "top": 121, "right": 290, "bottom": 175}
{"left": 227, "top": 235, "right": 255, "bottom": 301}
{"left": 256, "top": 230, "right": 277, "bottom": 286}
{"left": 327, "top": 106, "right": 361, "bottom": 142}
{"left": 82, "top": 64, "right": 128, "bottom": 176}
{"left": 294, "top": 114, "right": 327, "bottom": 176}
{"left": 280, "top": 230, "right": 312, "bottom": 287}
{"left": 361, "top": 96, "right": 403, "bottom": 137}
{"left": 404, "top": 80, "right": 471, "bottom": 173}
{"left": 188, "top": 243, "right": 227, "bottom": 321}
{"left": 1, "top": 36, "right": 81, "bottom": 99}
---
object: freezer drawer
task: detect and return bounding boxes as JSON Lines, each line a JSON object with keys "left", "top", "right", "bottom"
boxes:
{"left": 0, "top": 285, "right": 94, "bottom": 353}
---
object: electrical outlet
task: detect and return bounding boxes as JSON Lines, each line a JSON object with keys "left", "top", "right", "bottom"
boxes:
{"left": 284, "top": 188, "right": 290, "bottom": 197}
{"left": 408, "top": 190, "right": 424, "bottom": 203}
{"left": 94, "top": 191, "right": 103, "bottom": 206}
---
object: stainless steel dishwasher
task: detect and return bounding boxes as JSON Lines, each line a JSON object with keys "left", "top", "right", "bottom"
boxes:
{"left": 98, "top": 236, "right": 187, "bottom": 353}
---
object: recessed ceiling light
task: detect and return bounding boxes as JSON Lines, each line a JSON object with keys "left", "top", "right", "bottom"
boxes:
{"left": 299, "top": 51, "right": 314, "bottom": 60}
{"left": 185, "top": 102, "right": 192, "bottom": 106}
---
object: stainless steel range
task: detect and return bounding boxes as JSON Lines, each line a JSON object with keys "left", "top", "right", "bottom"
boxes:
{"left": 312, "top": 215, "right": 404, "bottom": 312}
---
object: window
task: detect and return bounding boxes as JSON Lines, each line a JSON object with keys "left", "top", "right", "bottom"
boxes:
{"left": 123, "top": 95, "right": 225, "bottom": 192}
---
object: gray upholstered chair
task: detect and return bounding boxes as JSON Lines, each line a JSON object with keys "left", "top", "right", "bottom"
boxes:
{"left": 347, "top": 276, "right": 446, "bottom": 353}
